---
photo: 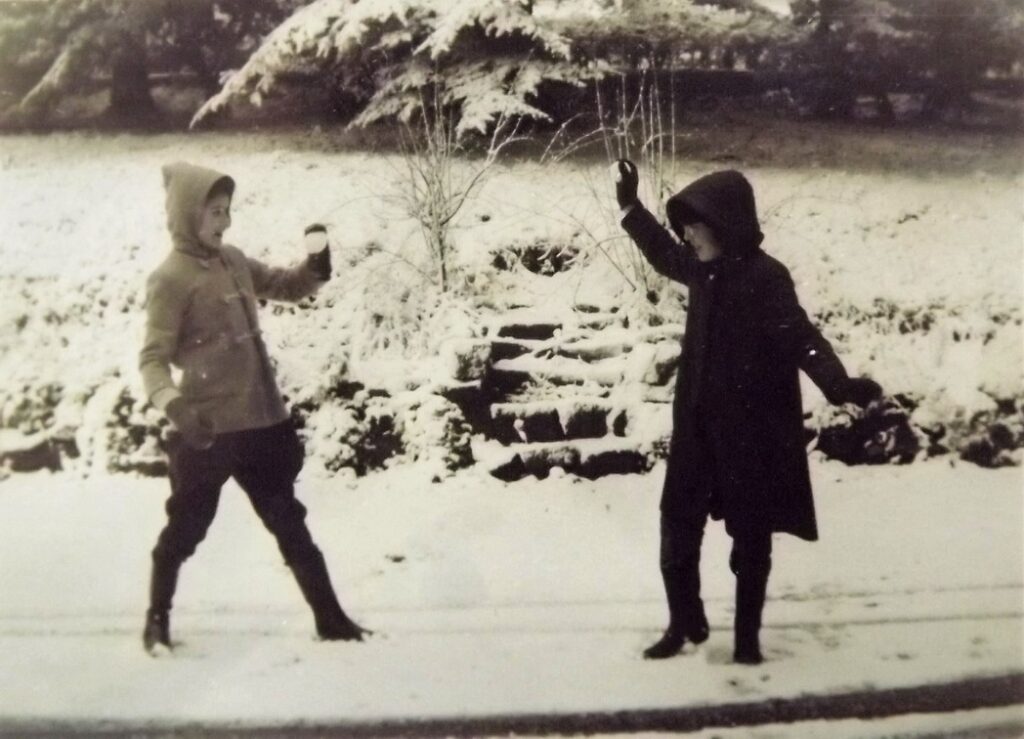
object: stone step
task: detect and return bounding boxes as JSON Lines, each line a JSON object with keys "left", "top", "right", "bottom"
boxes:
{"left": 551, "top": 339, "right": 632, "bottom": 362}
{"left": 496, "top": 323, "right": 561, "bottom": 341}
{"left": 0, "top": 429, "right": 73, "bottom": 473}
{"left": 491, "top": 355, "right": 624, "bottom": 391}
{"left": 481, "top": 366, "right": 532, "bottom": 400}
{"left": 474, "top": 438, "right": 653, "bottom": 481}
{"left": 489, "top": 339, "right": 542, "bottom": 363}
{"left": 438, "top": 382, "right": 493, "bottom": 437}
{"left": 489, "top": 400, "right": 628, "bottom": 445}
{"left": 575, "top": 313, "right": 624, "bottom": 331}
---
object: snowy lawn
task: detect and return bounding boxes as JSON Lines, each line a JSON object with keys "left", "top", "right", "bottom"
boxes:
{"left": 0, "top": 128, "right": 1021, "bottom": 732}
{"left": 0, "top": 459, "right": 1020, "bottom": 727}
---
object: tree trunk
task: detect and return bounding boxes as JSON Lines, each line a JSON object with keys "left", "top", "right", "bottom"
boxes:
{"left": 874, "top": 91, "right": 894, "bottom": 122}
{"left": 109, "top": 32, "right": 155, "bottom": 120}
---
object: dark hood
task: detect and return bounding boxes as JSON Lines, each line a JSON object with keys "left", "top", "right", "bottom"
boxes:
{"left": 665, "top": 170, "right": 763, "bottom": 257}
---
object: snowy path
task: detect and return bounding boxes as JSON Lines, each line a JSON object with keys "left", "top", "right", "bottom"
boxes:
{"left": 0, "top": 460, "right": 1021, "bottom": 733}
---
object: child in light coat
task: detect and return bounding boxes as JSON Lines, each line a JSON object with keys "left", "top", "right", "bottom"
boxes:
{"left": 140, "top": 162, "right": 367, "bottom": 653}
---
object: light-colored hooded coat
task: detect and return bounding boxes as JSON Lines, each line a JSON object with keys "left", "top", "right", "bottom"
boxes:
{"left": 139, "top": 162, "right": 325, "bottom": 434}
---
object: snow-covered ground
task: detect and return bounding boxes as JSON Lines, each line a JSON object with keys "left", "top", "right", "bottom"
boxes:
{"left": 0, "top": 459, "right": 1020, "bottom": 732}
{"left": 0, "top": 129, "right": 1021, "bottom": 733}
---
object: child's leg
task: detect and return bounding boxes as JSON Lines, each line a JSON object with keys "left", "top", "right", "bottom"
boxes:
{"left": 151, "top": 436, "right": 231, "bottom": 604}
{"left": 729, "top": 529, "right": 772, "bottom": 664}
{"left": 660, "top": 513, "right": 708, "bottom": 632}
{"left": 231, "top": 422, "right": 366, "bottom": 641}
{"left": 644, "top": 512, "right": 709, "bottom": 659}
{"left": 145, "top": 435, "right": 231, "bottom": 650}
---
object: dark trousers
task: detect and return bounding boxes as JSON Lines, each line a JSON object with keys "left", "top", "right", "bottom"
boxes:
{"left": 660, "top": 512, "right": 772, "bottom": 647}
{"left": 660, "top": 411, "right": 773, "bottom": 647}
{"left": 150, "top": 420, "right": 322, "bottom": 612}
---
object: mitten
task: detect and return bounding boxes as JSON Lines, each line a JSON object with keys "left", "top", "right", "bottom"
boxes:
{"left": 165, "top": 397, "right": 216, "bottom": 450}
{"left": 610, "top": 159, "right": 639, "bottom": 209}
{"left": 835, "top": 377, "right": 883, "bottom": 408}
{"left": 304, "top": 223, "right": 331, "bottom": 281}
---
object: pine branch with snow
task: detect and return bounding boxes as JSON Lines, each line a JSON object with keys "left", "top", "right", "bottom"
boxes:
{"left": 192, "top": 0, "right": 590, "bottom": 136}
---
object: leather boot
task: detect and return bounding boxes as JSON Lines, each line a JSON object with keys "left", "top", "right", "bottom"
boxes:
{"left": 143, "top": 556, "right": 179, "bottom": 653}
{"left": 733, "top": 562, "right": 769, "bottom": 665}
{"left": 290, "top": 550, "right": 369, "bottom": 641}
{"left": 643, "top": 567, "right": 709, "bottom": 659}
{"left": 143, "top": 609, "right": 171, "bottom": 653}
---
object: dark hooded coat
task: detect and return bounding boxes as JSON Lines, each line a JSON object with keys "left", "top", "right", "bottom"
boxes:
{"left": 622, "top": 170, "right": 849, "bottom": 541}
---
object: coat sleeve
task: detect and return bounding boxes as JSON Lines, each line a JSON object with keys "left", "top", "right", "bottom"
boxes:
{"left": 246, "top": 255, "right": 325, "bottom": 303}
{"left": 760, "top": 265, "right": 848, "bottom": 401}
{"left": 620, "top": 203, "right": 696, "bottom": 286}
{"left": 139, "top": 270, "right": 187, "bottom": 411}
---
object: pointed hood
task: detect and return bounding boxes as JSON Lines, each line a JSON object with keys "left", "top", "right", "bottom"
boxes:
{"left": 665, "top": 170, "right": 763, "bottom": 257}
{"left": 162, "top": 161, "right": 235, "bottom": 256}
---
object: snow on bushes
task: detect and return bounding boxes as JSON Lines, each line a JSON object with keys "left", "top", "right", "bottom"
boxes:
{"left": 0, "top": 135, "right": 1019, "bottom": 477}
{"left": 0, "top": 381, "right": 63, "bottom": 435}
{"left": 301, "top": 396, "right": 405, "bottom": 477}
{"left": 293, "top": 385, "right": 473, "bottom": 480}
{"left": 104, "top": 386, "right": 168, "bottom": 477}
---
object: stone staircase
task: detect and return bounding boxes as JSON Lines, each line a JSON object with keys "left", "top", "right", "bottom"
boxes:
{"left": 443, "top": 306, "right": 681, "bottom": 482}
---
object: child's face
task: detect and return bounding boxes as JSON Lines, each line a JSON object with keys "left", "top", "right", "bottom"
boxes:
{"left": 197, "top": 193, "right": 232, "bottom": 250}
{"left": 683, "top": 221, "right": 722, "bottom": 262}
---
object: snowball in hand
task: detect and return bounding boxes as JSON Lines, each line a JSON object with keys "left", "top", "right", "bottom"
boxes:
{"left": 303, "top": 224, "right": 329, "bottom": 254}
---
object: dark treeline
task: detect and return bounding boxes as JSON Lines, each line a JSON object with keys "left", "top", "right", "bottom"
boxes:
{"left": 0, "top": 0, "right": 1021, "bottom": 130}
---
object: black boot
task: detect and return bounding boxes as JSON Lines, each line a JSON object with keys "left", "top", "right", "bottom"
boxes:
{"left": 643, "top": 567, "right": 709, "bottom": 660}
{"left": 643, "top": 609, "right": 709, "bottom": 660}
{"left": 733, "top": 559, "right": 770, "bottom": 665}
{"left": 143, "top": 556, "right": 179, "bottom": 653}
{"left": 143, "top": 609, "right": 171, "bottom": 653}
{"left": 733, "top": 602, "right": 764, "bottom": 664}
{"left": 290, "top": 550, "right": 369, "bottom": 641}
{"left": 643, "top": 627, "right": 685, "bottom": 660}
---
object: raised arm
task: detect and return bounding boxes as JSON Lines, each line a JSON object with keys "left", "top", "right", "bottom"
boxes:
{"left": 621, "top": 203, "right": 697, "bottom": 286}
{"left": 612, "top": 160, "right": 695, "bottom": 286}
{"left": 241, "top": 224, "right": 332, "bottom": 303}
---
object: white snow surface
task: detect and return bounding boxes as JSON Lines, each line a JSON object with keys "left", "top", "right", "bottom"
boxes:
{"left": 0, "top": 460, "right": 1020, "bottom": 729}
{"left": 0, "top": 131, "right": 1021, "bottom": 730}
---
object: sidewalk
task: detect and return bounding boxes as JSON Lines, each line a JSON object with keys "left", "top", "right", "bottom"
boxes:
{"left": 0, "top": 460, "right": 1021, "bottom": 733}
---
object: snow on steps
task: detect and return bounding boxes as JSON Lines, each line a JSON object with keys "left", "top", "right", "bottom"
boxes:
{"left": 490, "top": 398, "right": 628, "bottom": 445}
{"left": 489, "top": 354, "right": 625, "bottom": 392}
{"left": 472, "top": 436, "right": 653, "bottom": 481}
{"left": 468, "top": 307, "right": 680, "bottom": 481}
{"left": 486, "top": 341, "right": 680, "bottom": 397}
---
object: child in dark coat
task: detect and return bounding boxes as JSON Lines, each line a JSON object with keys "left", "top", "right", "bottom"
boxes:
{"left": 139, "top": 161, "right": 368, "bottom": 653}
{"left": 612, "top": 160, "right": 882, "bottom": 664}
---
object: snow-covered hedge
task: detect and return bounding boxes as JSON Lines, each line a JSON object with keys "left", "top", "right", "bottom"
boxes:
{"left": 0, "top": 136, "right": 1019, "bottom": 477}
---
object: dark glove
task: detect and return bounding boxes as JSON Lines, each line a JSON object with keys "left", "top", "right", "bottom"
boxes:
{"left": 833, "top": 377, "right": 883, "bottom": 408}
{"left": 612, "top": 159, "right": 639, "bottom": 209}
{"left": 165, "top": 397, "right": 215, "bottom": 450}
{"left": 304, "top": 223, "right": 331, "bottom": 281}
